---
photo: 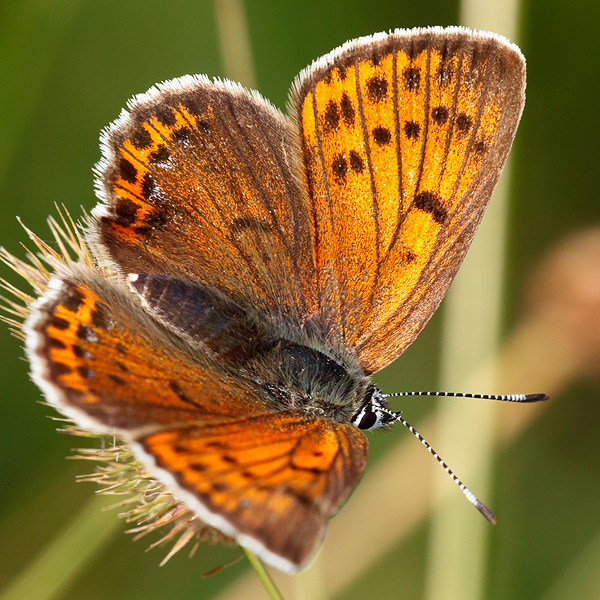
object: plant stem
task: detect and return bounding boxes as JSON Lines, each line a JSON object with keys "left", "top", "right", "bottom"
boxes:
{"left": 243, "top": 548, "right": 286, "bottom": 600}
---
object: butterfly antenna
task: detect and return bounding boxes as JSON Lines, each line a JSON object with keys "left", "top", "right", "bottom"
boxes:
{"left": 385, "top": 391, "right": 548, "bottom": 402}
{"left": 382, "top": 406, "right": 497, "bottom": 523}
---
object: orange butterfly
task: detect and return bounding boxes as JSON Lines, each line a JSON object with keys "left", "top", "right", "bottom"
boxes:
{"left": 24, "top": 27, "right": 538, "bottom": 573}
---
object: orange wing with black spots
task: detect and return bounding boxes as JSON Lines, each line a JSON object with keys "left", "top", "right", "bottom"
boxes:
{"left": 140, "top": 413, "right": 367, "bottom": 571}
{"left": 292, "top": 28, "right": 525, "bottom": 373}
{"left": 24, "top": 269, "right": 368, "bottom": 573}
{"left": 93, "top": 77, "right": 318, "bottom": 323}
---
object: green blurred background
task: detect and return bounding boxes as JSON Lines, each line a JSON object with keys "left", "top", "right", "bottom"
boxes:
{"left": 1, "top": 1, "right": 599, "bottom": 599}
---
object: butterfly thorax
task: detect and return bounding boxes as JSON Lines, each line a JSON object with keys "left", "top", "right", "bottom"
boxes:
{"left": 248, "top": 339, "right": 375, "bottom": 424}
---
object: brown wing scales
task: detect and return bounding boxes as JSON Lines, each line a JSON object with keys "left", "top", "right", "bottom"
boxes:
{"left": 94, "top": 80, "right": 318, "bottom": 322}
{"left": 26, "top": 270, "right": 267, "bottom": 431}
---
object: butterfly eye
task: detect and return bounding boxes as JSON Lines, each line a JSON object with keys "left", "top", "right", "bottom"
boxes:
{"left": 351, "top": 399, "right": 396, "bottom": 430}
{"left": 353, "top": 408, "right": 378, "bottom": 430}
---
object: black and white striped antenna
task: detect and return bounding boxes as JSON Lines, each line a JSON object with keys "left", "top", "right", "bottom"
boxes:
{"left": 384, "top": 391, "right": 548, "bottom": 403}
{"left": 381, "top": 391, "right": 548, "bottom": 523}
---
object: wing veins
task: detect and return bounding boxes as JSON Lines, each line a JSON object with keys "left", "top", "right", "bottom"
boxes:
{"left": 311, "top": 89, "right": 346, "bottom": 339}
{"left": 355, "top": 46, "right": 502, "bottom": 353}
{"left": 354, "top": 57, "right": 384, "bottom": 314}
{"left": 185, "top": 426, "right": 334, "bottom": 501}
{"left": 380, "top": 48, "right": 408, "bottom": 266}
{"left": 241, "top": 100, "right": 315, "bottom": 312}
{"left": 218, "top": 96, "right": 298, "bottom": 266}
{"left": 122, "top": 118, "right": 248, "bottom": 240}
{"left": 158, "top": 104, "right": 275, "bottom": 300}
{"left": 368, "top": 42, "right": 439, "bottom": 321}
{"left": 411, "top": 42, "right": 433, "bottom": 207}
{"left": 394, "top": 48, "right": 496, "bottom": 289}
{"left": 354, "top": 58, "right": 382, "bottom": 266}
{"left": 443, "top": 52, "right": 496, "bottom": 222}
{"left": 435, "top": 42, "right": 466, "bottom": 190}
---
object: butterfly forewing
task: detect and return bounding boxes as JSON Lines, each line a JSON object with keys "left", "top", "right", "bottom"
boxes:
{"left": 292, "top": 28, "right": 526, "bottom": 373}
{"left": 93, "top": 78, "right": 318, "bottom": 323}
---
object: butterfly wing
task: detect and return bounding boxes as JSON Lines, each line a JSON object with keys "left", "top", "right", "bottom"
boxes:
{"left": 33, "top": 27, "right": 525, "bottom": 571}
{"left": 291, "top": 27, "right": 526, "bottom": 373}
{"left": 25, "top": 268, "right": 266, "bottom": 430}
{"left": 93, "top": 77, "right": 318, "bottom": 323}
{"left": 25, "top": 269, "right": 367, "bottom": 572}
{"left": 139, "top": 412, "right": 367, "bottom": 572}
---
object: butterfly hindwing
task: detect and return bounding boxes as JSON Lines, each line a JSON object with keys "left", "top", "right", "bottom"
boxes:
{"left": 138, "top": 413, "right": 367, "bottom": 572}
{"left": 25, "top": 268, "right": 267, "bottom": 432}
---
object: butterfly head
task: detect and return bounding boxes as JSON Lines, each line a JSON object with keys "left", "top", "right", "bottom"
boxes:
{"left": 351, "top": 386, "right": 398, "bottom": 430}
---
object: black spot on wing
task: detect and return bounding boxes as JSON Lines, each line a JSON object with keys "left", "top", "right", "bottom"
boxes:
{"left": 366, "top": 76, "right": 388, "bottom": 101}
{"left": 340, "top": 93, "right": 355, "bottom": 125}
{"left": 49, "top": 316, "right": 69, "bottom": 331}
{"left": 118, "top": 158, "right": 138, "bottom": 183}
{"left": 62, "top": 288, "right": 85, "bottom": 313}
{"left": 323, "top": 100, "right": 340, "bottom": 132}
{"left": 456, "top": 113, "right": 472, "bottom": 133}
{"left": 431, "top": 106, "right": 449, "bottom": 124}
{"left": 372, "top": 126, "right": 391, "bottom": 146}
{"left": 109, "top": 198, "right": 139, "bottom": 227}
{"left": 349, "top": 150, "right": 364, "bottom": 173}
{"left": 149, "top": 145, "right": 170, "bottom": 164}
{"left": 155, "top": 104, "right": 177, "bottom": 127}
{"left": 414, "top": 191, "right": 447, "bottom": 223}
{"left": 130, "top": 127, "right": 153, "bottom": 150}
{"left": 332, "top": 154, "right": 348, "bottom": 180}
{"left": 403, "top": 67, "right": 420, "bottom": 90}
{"left": 404, "top": 121, "right": 420, "bottom": 139}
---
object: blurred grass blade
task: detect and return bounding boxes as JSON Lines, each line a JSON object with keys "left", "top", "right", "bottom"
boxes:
{"left": 0, "top": 495, "right": 120, "bottom": 600}
{"left": 424, "top": 1, "right": 522, "bottom": 599}
{"left": 213, "top": 0, "right": 256, "bottom": 89}
{"left": 0, "top": 0, "right": 83, "bottom": 188}
{"left": 541, "top": 529, "right": 600, "bottom": 600}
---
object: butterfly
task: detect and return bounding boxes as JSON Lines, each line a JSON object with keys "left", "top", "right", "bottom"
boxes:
{"left": 24, "top": 26, "right": 530, "bottom": 573}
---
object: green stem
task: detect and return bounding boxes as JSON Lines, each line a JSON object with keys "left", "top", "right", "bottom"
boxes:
{"left": 243, "top": 548, "right": 286, "bottom": 600}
